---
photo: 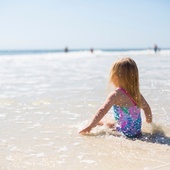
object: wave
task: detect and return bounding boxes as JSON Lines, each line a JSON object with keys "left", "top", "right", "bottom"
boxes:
{"left": 0, "top": 48, "right": 170, "bottom": 57}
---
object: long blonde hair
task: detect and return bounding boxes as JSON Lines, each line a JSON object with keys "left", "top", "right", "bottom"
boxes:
{"left": 109, "top": 58, "right": 141, "bottom": 107}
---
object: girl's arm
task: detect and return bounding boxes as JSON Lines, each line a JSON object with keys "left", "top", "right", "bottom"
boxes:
{"left": 79, "top": 92, "right": 117, "bottom": 134}
{"left": 140, "top": 94, "right": 152, "bottom": 123}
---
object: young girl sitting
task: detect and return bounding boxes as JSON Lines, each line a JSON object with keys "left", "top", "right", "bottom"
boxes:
{"left": 79, "top": 58, "right": 152, "bottom": 138}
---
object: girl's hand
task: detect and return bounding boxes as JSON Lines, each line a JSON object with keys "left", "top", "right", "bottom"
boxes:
{"left": 79, "top": 126, "right": 92, "bottom": 135}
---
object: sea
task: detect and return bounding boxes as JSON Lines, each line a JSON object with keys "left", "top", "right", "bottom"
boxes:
{"left": 0, "top": 49, "right": 170, "bottom": 170}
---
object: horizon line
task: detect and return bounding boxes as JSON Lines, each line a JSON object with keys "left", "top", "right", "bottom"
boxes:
{"left": 0, "top": 47, "right": 170, "bottom": 51}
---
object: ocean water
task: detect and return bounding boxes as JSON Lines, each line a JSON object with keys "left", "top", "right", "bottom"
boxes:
{"left": 0, "top": 49, "right": 170, "bottom": 170}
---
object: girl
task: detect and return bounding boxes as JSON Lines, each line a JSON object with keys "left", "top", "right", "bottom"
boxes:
{"left": 79, "top": 58, "right": 152, "bottom": 138}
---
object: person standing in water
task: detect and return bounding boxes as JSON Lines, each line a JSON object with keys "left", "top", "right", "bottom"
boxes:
{"left": 79, "top": 58, "right": 152, "bottom": 138}
{"left": 154, "top": 44, "right": 158, "bottom": 53}
{"left": 90, "top": 48, "right": 94, "bottom": 53}
{"left": 64, "top": 47, "right": 68, "bottom": 53}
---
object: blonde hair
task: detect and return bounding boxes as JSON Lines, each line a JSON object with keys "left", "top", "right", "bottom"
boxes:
{"left": 109, "top": 58, "right": 141, "bottom": 107}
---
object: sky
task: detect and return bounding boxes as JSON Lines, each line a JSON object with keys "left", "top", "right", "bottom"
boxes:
{"left": 0, "top": 0, "right": 170, "bottom": 50}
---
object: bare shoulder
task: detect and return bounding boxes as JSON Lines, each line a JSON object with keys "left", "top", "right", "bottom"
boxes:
{"left": 140, "top": 94, "right": 149, "bottom": 108}
{"left": 108, "top": 89, "right": 119, "bottom": 98}
{"left": 140, "top": 94, "right": 147, "bottom": 102}
{"left": 107, "top": 89, "right": 120, "bottom": 104}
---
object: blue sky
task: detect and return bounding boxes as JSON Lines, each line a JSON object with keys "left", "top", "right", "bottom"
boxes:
{"left": 0, "top": 0, "right": 170, "bottom": 49}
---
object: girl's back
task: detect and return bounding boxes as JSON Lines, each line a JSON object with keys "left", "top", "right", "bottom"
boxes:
{"left": 113, "top": 88, "right": 142, "bottom": 138}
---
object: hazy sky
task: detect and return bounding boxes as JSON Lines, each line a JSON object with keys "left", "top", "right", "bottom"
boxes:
{"left": 0, "top": 0, "right": 170, "bottom": 49}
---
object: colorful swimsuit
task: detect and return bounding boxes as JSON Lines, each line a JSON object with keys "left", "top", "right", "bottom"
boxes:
{"left": 113, "top": 88, "right": 142, "bottom": 138}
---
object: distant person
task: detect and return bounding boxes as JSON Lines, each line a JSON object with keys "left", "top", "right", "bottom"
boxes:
{"left": 79, "top": 58, "right": 152, "bottom": 138}
{"left": 154, "top": 44, "right": 158, "bottom": 53}
{"left": 64, "top": 47, "right": 68, "bottom": 53}
{"left": 90, "top": 48, "right": 94, "bottom": 53}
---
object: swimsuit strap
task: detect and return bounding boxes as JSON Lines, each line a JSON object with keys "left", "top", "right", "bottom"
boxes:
{"left": 119, "top": 87, "right": 137, "bottom": 106}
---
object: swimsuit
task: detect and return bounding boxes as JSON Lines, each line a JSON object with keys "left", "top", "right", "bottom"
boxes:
{"left": 113, "top": 88, "right": 142, "bottom": 138}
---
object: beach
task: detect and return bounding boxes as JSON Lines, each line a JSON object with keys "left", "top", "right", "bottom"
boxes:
{"left": 0, "top": 49, "right": 170, "bottom": 170}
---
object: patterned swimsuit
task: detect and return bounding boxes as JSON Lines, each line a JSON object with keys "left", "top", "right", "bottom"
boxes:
{"left": 113, "top": 88, "right": 142, "bottom": 138}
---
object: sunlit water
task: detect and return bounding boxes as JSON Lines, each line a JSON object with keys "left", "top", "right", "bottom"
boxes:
{"left": 0, "top": 50, "right": 170, "bottom": 170}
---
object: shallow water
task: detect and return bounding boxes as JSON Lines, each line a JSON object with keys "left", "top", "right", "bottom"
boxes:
{"left": 0, "top": 50, "right": 170, "bottom": 170}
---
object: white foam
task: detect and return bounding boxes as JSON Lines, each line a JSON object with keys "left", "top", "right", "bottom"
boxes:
{"left": 0, "top": 114, "right": 6, "bottom": 118}
{"left": 6, "top": 155, "right": 14, "bottom": 161}
{"left": 80, "top": 160, "right": 96, "bottom": 164}
{"left": 29, "top": 152, "right": 45, "bottom": 157}
{"left": 58, "top": 146, "right": 68, "bottom": 152}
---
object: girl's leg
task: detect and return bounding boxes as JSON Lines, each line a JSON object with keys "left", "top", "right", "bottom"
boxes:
{"left": 106, "top": 122, "right": 115, "bottom": 129}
